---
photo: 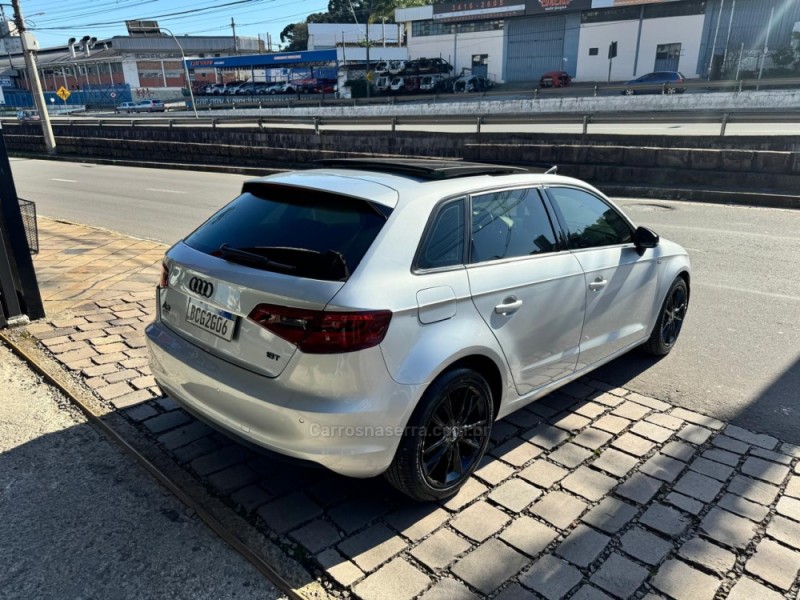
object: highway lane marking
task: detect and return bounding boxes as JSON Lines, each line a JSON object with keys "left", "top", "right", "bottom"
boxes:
{"left": 51, "top": 178, "right": 78, "bottom": 183}
{"left": 695, "top": 282, "right": 800, "bottom": 301}
{"left": 146, "top": 188, "right": 187, "bottom": 194}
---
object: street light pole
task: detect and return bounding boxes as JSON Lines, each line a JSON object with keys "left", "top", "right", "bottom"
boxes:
{"left": 159, "top": 27, "right": 199, "bottom": 119}
{"left": 10, "top": 0, "right": 55, "bottom": 153}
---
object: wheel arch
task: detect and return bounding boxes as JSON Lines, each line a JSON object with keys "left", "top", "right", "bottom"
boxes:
{"left": 430, "top": 354, "right": 506, "bottom": 422}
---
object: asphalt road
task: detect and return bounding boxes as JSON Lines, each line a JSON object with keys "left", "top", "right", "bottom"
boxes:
{"left": 10, "top": 158, "right": 800, "bottom": 443}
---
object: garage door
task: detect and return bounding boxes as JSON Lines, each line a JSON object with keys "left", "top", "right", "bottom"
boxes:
{"left": 505, "top": 15, "right": 566, "bottom": 82}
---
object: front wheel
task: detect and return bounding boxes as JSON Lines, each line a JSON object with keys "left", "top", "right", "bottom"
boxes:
{"left": 384, "top": 368, "right": 493, "bottom": 501}
{"left": 642, "top": 277, "right": 689, "bottom": 356}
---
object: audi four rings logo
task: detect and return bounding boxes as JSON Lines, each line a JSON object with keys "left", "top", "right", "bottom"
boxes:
{"left": 188, "top": 277, "right": 214, "bottom": 298}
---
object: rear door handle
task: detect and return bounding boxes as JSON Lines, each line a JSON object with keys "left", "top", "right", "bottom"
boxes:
{"left": 494, "top": 297, "right": 523, "bottom": 315}
{"left": 588, "top": 277, "right": 608, "bottom": 292}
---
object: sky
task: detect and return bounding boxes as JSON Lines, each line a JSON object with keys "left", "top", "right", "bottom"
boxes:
{"left": 16, "top": 0, "right": 331, "bottom": 51}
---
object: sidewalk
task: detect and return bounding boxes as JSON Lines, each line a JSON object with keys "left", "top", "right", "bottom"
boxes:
{"left": 15, "top": 216, "right": 800, "bottom": 600}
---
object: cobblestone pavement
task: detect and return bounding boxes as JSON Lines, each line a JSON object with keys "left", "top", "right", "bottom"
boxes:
{"left": 20, "top": 217, "right": 800, "bottom": 599}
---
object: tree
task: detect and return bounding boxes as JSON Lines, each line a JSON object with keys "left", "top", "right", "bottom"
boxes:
{"left": 771, "top": 46, "right": 796, "bottom": 70}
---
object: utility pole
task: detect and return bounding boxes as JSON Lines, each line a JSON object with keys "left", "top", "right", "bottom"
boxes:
{"left": 231, "top": 17, "right": 238, "bottom": 54}
{"left": 11, "top": 0, "right": 55, "bottom": 154}
{"left": 757, "top": 6, "right": 774, "bottom": 87}
{"left": 365, "top": 21, "right": 370, "bottom": 98}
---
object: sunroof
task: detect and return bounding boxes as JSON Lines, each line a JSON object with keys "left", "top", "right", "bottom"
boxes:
{"left": 314, "top": 158, "right": 530, "bottom": 180}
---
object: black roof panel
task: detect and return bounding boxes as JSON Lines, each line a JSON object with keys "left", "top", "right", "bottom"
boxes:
{"left": 314, "top": 158, "right": 530, "bottom": 181}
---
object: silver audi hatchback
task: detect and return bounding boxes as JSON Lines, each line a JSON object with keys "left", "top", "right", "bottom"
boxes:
{"left": 146, "top": 159, "right": 690, "bottom": 501}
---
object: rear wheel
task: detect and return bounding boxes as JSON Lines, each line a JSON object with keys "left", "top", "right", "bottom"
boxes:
{"left": 385, "top": 368, "right": 493, "bottom": 501}
{"left": 666, "top": 86, "right": 678, "bottom": 94}
{"left": 625, "top": 88, "right": 635, "bottom": 96}
{"left": 642, "top": 277, "right": 688, "bottom": 356}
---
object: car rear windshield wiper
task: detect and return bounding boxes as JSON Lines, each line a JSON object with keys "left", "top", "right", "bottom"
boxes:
{"left": 217, "top": 244, "right": 297, "bottom": 272}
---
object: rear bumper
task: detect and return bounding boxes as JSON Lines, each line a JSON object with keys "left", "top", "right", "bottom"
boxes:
{"left": 146, "top": 321, "right": 421, "bottom": 478}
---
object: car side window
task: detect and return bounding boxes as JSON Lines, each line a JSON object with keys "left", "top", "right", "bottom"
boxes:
{"left": 547, "top": 187, "right": 633, "bottom": 249}
{"left": 417, "top": 198, "right": 465, "bottom": 269}
{"left": 469, "top": 188, "right": 558, "bottom": 263}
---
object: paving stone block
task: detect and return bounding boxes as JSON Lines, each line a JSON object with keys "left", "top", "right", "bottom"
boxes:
{"left": 640, "top": 454, "right": 685, "bottom": 483}
{"left": 491, "top": 437, "right": 542, "bottom": 467}
{"left": 673, "top": 471, "right": 723, "bottom": 503}
{"left": 741, "top": 456, "right": 790, "bottom": 485}
{"left": 631, "top": 421, "right": 673, "bottom": 444}
{"left": 689, "top": 457, "right": 734, "bottom": 482}
{"left": 711, "top": 435, "right": 749, "bottom": 454}
{"left": 569, "top": 586, "right": 614, "bottom": 600}
{"left": 766, "top": 515, "right": 800, "bottom": 550}
{"left": 574, "top": 402, "right": 606, "bottom": 420}
{"left": 677, "top": 424, "right": 712, "bottom": 445}
{"left": 549, "top": 443, "right": 593, "bottom": 469}
{"left": 96, "top": 381, "right": 134, "bottom": 401}
{"left": 451, "top": 501, "right": 510, "bottom": 542}
{"left": 700, "top": 507, "right": 758, "bottom": 550}
{"left": 519, "top": 459, "right": 568, "bottom": 489}
{"left": 625, "top": 392, "right": 671, "bottom": 412}
{"left": 493, "top": 583, "right": 531, "bottom": 600}
{"left": 776, "top": 496, "right": 800, "bottom": 522}
{"left": 555, "top": 524, "right": 610, "bottom": 567}
{"left": 489, "top": 478, "right": 542, "bottom": 513}
{"left": 491, "top": 421, "right": 520, "bottom": 444}
{"left": 410, "top": 529, "right": 470, "bottom": 570}
{"left": 452, "top": 539, "right": 528, "bottom": 596}
{"left": 49, "top": 340, "right": 92, "bottom": 355}
{"left": 786, "top": 476, "right": 800, "bottom": 499}
{"left": 499, "top": 516, "right": 558, "bottom": 557}
{"left": 582, "top": 497, "right": 638, "bottom": 534}
{"left": 207, "top": 464, "right": 257, "bottom": 494}
{"left": 95, "top": 342, "right": 131, "bottom": 355}
{"left": 562, "top": 381, "right": 596, "bottom": 399}
{"left": 82, "top": 363, "right": 118, "bottom": 377}
{"left": 645, "top": 412, "right": 684, "bottom": 431}
{"left": 353, "top": 558, "right": 430, "bottom": 600}
{"left": 727, "top": 577, "right": 786, "bottom": 600}
{"left": 780, "top": 442, "right": 800, "bottom": 458}
{"left": 670, "top": 407, "right": 724, "bottom": 430}
{"left": 589, "top": 552, "right": 648, "bottom": 599}
{"left": 158, "top": 421, "right": 214, "bottom": 452}
{"left": 661, "top": 440, "right": 697, "bottom": 462}
{"left": 523, "top": 424, "right": 570, "bottom": 450}
{"left": 592, "top": 392, "right": 625, "bottom": 407}
{"left": 724, "top": 425, "right": 778, "bottom": 450}
{"left": 751, "top": 447, "right": 793, "bottom": 465}
{"left": 385, "top": 506, "right": 448, "bottom": 542}
{"left": 592, "top": 448, "right": 638, "bottom": 478}
{"left": 745, "top": 538, "right": 800, "bottom": 590}
{"left": 611, "top": 401, "right": 650, "bottom": 420}
{"left": 442, "top": 478, "right": 487, "bottom": 511}
{"left": 124, "top": 403, "right": 158, "bottom": 422}
{"left": 130, "top": 375, "right": 156, "bottom": 390}
{"left": 612, "top": 433, "right": 655, "bottom": 457}
{"left": 701, "top": 448, "right": 740, "bottom": 467}
{"left": 230, "top": 484, "right": 271, "bottom": 513}
{"left": 519, "top": 554, "right": 583, "bottom": 600}
{"left": 92, "top": 352, "right": 128, "bottom": 365}
{"left": 727, "top": 474, "right": 781, "bottom": 505}
{"left": 572, "top": 428, "right": 613, "bottom": 450}
{"left": 420, "top": 579, "right": 480, "bottom": 600}
{"left": 615, "top": 472, "right": 662, "bottom": 505}
{"left": 474, "top": 457, "right": 515, "bottom": 486}
{"left": 191, "top": 445, "right": 251, "bottom": 476}
{"left": 678, "top": 536, "right": 736, "bottom": 575}
{"left": 639, "top": 503, "right": 690, "bottom": 537}
{"left": 530, "top": 491, "right": 588, "bottom": 530}
{"left": 551, "top": 412, "right": 591, "bottom": 433}
{"left": 104, "top": 368, "right": 140, "bottom": 384}
{"left": 718, "top": 493, "right": 770, "bottom": 522}
{"left": 111, "top": 389, "right": 153, "bottom": 409}
{"left": 664, "top": 491, "right": 704, "bottom": 515}
{"left": 337, "top": 524, "right": 407, "bottom": 572}
{"left": 504, "top": 408, "right": 541, "bottom": 430}
{"left": 652, "top": 559, "right": 721, "bottom": 600}
{"left": 143, "top": 410, "right": 192, "bottom": 434}
{"left": 620, "top": 526, "right": 672, "bottom": 565}
{"left": 594, "top": 414, "right": 630, "bottom": 435}
{"left": 561, "top": 466, "right": 617, "bottom": 501}
{"left": 328, "top": 499, "right": 389, "bottom": 535}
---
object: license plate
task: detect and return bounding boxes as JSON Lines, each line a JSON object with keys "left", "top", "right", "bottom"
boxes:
{"left": 186, "top": 297, "right": 236, "bottom": 341}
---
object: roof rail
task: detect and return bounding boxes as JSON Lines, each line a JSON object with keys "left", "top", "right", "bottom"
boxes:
{"left": 314, "top": 158, "right": 528, "bottom": 180}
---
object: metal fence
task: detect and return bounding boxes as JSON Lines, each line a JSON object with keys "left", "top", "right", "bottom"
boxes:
{"left": 2, "top": 84, "right": 133, "bottom": 110}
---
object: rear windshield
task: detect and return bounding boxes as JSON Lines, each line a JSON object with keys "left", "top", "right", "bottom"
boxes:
{"left": 184, "top": 185, "right": 389, "bottom": 281}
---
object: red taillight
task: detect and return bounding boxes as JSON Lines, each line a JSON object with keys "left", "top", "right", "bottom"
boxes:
{"left": 158, "top": 261, "right": 169, "bottom": 288}
{"left": 248, "top": 304, "right": 392, "bottom": 354}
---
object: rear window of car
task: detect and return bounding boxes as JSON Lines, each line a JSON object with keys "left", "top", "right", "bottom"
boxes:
{"left": 184, "top": 184, "right": 389, "bottom": 281}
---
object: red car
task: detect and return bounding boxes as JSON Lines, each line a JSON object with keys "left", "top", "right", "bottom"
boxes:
{"left": 539, "top": 70, "right": 571, "bottom": 88}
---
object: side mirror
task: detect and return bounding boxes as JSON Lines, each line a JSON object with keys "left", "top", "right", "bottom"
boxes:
{"left": 633, "top": 226, "right": 659, "bottom": 253}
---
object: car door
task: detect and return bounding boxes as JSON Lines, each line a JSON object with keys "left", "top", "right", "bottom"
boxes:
{"left": 466, "top": 187, "right": 586, "bottom": 395}
{"left": 545, "top": 186, "right": 658, "bottom": 370}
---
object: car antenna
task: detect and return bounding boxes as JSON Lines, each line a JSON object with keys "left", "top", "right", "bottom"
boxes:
{"left": 545, "top": 165, "right": 558, "bottom": 175}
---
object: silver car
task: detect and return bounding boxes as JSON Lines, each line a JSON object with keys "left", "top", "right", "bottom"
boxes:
{"left": 146, "top": 159, "right": 690, "bottom": 501}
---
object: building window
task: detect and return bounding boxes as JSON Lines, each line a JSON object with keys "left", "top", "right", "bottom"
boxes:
{"left": 581, "top": 6, "right": 640, "bottom": 23}
{"left": 412, "top": 19, "right": 503, "bottom": 38}
{"left": 644, "top": 0, "right": 705, "bottom": 19}
{"left": 589, "top": 48, "right": 598, "bottom": 56}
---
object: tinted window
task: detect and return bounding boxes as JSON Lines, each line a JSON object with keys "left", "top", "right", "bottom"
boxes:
{"left": 470, "top": 188, "right": 557, "bottom": 263}
{"left": 185, "top": 187, "right": 387, "bottom": 280}
{"left": 417, "top": 199, "right": 465, "bottom": 269}
{"left": 548, "top": 187, "right": 633, "bottom": 249}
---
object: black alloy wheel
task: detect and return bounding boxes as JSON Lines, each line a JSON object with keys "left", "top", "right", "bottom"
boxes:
{"left": 643, "top": 277, "right": 689, "bottom": 356}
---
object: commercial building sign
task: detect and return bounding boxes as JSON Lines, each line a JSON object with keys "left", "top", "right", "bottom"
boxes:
{"left": 591, "top": 0, "right": 680, "bottom": 6}
{"left": 526, "top": 0, "right": 591, "bottom": 14}
{"left": 433, "top": 0, "right": 526, "bottom": 22}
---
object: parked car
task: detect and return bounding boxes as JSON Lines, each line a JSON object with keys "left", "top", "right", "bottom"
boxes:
{"left": 115, "top": 102, "right": 138, "bottom": 114}
{"left": 453, "top": 75, "right": 493, "bottom": 93}
{"left": 375, "top": 75, "right": 391, "bottom": 93}
{"left": 539, "top": 70, "right": 571, "bottom": 88}
{"left": 224, "top": 83, "right": 247, "bottom": 95}
{"left": 207, "top": 84, "right": 227, "bottom": 96}
{"left": 389, "top": 76, "right": 405, "bottom": 93}
{"left": 146, "top": 158, "right": 690, "bottom": 501}
{"left": 375, "top": 60, "right": 405, "bottom": 75}
{"left": 406, "top": 57, "right": 453, "bottom": 74}
{"left": 279, "top": 82, "right": 297, "bottom": 94}
{"left": 623, "top": 71, "right": 686, "bottom": 95}
{"left": 263, "top": 82, "right": 284, "bottom": 95}
{"left": 236, "top": 82, "right": 257, "bottom": 95}
{"left": 16, "top": 109, "right": 40, "bottom": 122}
{"left": 133, "top": 99, "right": 166, "bottom": 113}
{"left": 419, "top": 74, "right": 452, "bottom": 93}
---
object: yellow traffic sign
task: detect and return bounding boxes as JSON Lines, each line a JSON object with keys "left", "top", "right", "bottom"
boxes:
{"left": 56, "top": 86, "right": 70, "bottom": 101}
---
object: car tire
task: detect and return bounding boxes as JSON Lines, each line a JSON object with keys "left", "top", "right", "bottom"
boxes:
{"left": 625, "top": 89, "right": 635, "bottom": 96}
{"left": 384, "top": 367, "right": 493, "bottom": 501}
{"left": 642, "top": 277, "right": 689, "bottom": 356}
{"left": 666, "top": 86, "right": 677, "bottom": 94}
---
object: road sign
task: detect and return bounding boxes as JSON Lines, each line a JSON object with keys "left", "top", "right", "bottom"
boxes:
{"left": 56, "top": 86, "right": 70, "bottom": 101}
